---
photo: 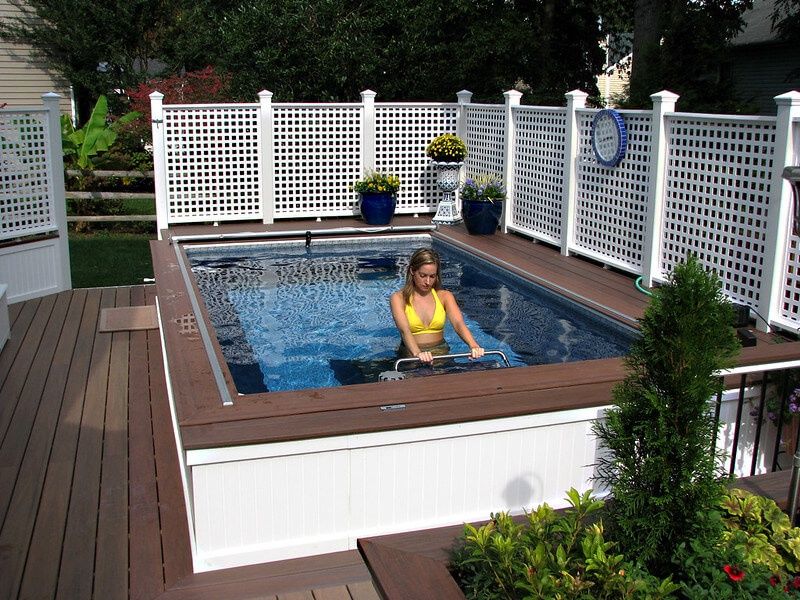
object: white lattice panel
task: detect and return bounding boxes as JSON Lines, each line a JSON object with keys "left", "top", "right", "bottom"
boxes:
{"left": 661, "top": 115, "right": 776, "bottom": 305}
{"left": 793, "top": 117, "right": 800, "bottom": 165}
{"left": 783, "top": 119, "right": 800, "bottom": 326}
{"left": 0, "top": 110, "right": 56, "bottom": 239}
{"left": 510, "top": 107, "right": 568, "bottom": 244}
{"left": 464, "top": 104, "right": 505, "bottom": 179}
{"left": 572, "top": 110, "right": 652, "bottom": 272}
{"left": 163, "top": 105, "right": 262, "bottom": 223}
{"left": 781, "top": 236, "right": 800, "bottom": 324}
{"left": 375, "top": 104, "right": 458, "bottom": 213}
{"left": 273, "top": 105, "right": 363, "bottom": 218}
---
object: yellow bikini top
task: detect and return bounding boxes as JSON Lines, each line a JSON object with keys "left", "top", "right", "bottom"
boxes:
{"left": 405, "top": 288, "right": 446, "bottom": 335}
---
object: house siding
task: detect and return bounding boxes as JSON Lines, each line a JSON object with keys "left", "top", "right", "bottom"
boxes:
{"left": 0, "top": 0, "right": 72, "bottom": 113}
{"left": 731, "top": 42, "right": 800, "bottom": 115}
{"left": 597, "top": 61, "right": 631, "bottom": 108}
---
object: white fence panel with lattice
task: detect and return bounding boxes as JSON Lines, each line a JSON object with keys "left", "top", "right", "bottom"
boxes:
{"left": 160, "top": 103, "right": 263, "bottom": 224}
{"left": 146, "top": 89, "right": 800, "bottom": 334}
{"left": 659, "top": 114, "right": 777, "bottom": 308}
{"left": 507, "top": 106, "right": 568, "bottom": 245}
{"left": 775, "top": 116, "right": 800, "bottom": 329}
{"left": 571, "top": 109, "right": 653, "bottom": 274}
{"left": 0, "top": 94, "right": 70, "bottom": 302}
{"left": 375, "top": 103, "right": 458, "bottom": 215}
{"left": 463, "top": 104, "right": 505, "bottom": 181}
{"left": 272, "top": 103, "right": 364, "bottom": 219}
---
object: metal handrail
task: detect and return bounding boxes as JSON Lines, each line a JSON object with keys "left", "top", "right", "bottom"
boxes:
{"left": 393, "top": 350, "right": 511, "bottom": 371}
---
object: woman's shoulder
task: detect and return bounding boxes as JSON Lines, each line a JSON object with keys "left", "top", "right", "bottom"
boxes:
{"left": 390, "top": 290, "right": 404, "bottom": 304}
{"left": 435, "top": 288, "right": 455, "bottom": 301}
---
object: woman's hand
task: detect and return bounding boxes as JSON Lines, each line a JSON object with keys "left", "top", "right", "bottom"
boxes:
{"left": 416, "top": 350, "right": 433, "bottom": 364}
{"left": 469, "top": 346, "right": 484, "bottom": 360}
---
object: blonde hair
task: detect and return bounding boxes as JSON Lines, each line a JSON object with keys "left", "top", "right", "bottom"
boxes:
{"left": 402, "top": 248, "right": 442, "bottom": 304}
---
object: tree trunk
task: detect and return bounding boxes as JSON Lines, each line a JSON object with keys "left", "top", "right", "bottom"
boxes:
{"left": 629, "top": 0, "right": 668, "bottom": 106}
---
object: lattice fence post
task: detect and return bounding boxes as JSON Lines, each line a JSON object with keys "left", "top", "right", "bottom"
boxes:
{"left": 502, "top": 90, "right": 521, "bottom": 234}
{"left": 456, "top": 90, "right": 473, "bottom": 215}
{"left": 759, "top": 91, "right": 800, "bottom": 331}
{"left": 258, "top": 90, "right": 275, "bottom": 224}
{"left": 150, "top": 91, "right": 168, "bottom": 239}
{"left": 42, "top": 92, "right": 71, "bottom": 290}
{"left": 641, "top": 90, "right": 678, "bottom": 287}
{"left": 560, "top": 90, "right": 588, "bottom": 256}
{"left": 361, "top": 89, "right": 377, "bottom": 176}
{"left": 456, "top": 90, "right": 472, "bottom": 140}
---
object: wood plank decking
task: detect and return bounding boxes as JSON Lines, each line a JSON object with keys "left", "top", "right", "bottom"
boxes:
{"left": 3, "top": 219, "right": 800, "bottom": 599}
{"left": 0, "top": 284, "right": 379, "bottom": 600}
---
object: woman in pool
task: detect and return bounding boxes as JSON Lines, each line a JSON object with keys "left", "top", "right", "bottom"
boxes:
{"left": 390, "top": 248, "right": 485, "bottom": 364}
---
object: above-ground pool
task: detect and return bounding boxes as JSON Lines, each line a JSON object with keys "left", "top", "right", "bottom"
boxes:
{"left": 185, "top": 235, "right": 637, "bottom": 394}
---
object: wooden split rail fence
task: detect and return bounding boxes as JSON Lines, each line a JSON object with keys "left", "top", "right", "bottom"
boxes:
{"left": 65, "top": 169, "right": 156, "bottom": 222}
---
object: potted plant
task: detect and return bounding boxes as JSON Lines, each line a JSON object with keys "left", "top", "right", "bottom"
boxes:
{"left": 460, "top": 175, "right": 505, "bottom": 234}
{"left": 426, "top": 134, "right": 467, "bottom": 224}
{"left": 352, "top": 170, "right": 401, "bottom": 225}
{"left": 425, "top": 133, "right": 467, "bottom": 164}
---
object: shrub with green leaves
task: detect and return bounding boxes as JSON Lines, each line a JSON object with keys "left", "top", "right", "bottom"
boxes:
{"left": 722, "top": 489, "right": 800, "bottom": 575}
{"left": 450, "top": 488, "right": 680, "bottom": 599}
{"left": 61, "top": 95, "right": 141, "bottom": 171}
{"left": 674, "top": 512, "right": 800, "bottom": 599}
{"left": 592, "top": 254, "right": 741, "bottom": 575}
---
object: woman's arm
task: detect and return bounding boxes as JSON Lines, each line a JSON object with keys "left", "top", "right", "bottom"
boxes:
{"left": 439, "top": 290, "right": 485, "bottom": 359}
{"left": 390, "top": 292, "right": 433, "bottom": 363}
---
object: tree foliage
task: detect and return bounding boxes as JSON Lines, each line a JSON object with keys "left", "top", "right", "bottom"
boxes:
{"left": 620, "top": 0, "right": 754, "bottom": 111}
{"left": 1, "top": 0, "right": 607, "bottom": 107}
{"left": 0, "top": 0, "right": 228, "bottom": 119}
{"left": 773, "top": 0, "right": 800, "bottom": 41}
{"left": 592, "top": 255, "right": 740, "bottom": 576}
{"left": 216, "top": 0, "right": 606, "bottom": 104}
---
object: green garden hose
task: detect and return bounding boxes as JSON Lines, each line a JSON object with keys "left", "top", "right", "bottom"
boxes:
{"left": 635, "top": 276, "right": 654, "bottom": 297}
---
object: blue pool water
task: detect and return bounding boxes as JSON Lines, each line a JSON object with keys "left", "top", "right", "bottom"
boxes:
{"left": 186, "top": 236, "right": 637, "bottom": 393}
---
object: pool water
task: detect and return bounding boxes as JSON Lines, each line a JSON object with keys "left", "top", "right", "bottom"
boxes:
{"left": 187, "top": 236, "right": 637, "bottom": 393}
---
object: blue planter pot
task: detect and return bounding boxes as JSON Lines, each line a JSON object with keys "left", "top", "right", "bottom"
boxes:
{"left": 462, "top": 199, "right": 503, "bottom": 234}
{"left": 359, "top": 192, "right": 396, "bottom": 225}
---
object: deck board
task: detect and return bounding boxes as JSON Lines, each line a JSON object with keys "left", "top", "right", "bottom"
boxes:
{"left": 0, "top": 293, "right": 57, "bottom": 444}
{"left": 18, "top": 288, "right": 102, "bottom": 599}
{"left": 8, "top": 298, "right": 23, "bottom": 323}
{"left": 0, "top": 296, "right": 40, "bottom": 391}
{"left": 145, "top": 290, "right": 194, "bottom": 589}
{"left": 93, "top": 287, "right": 132, "bottom": 600}
{"left": 0, "top": 291, "right": 72, "bottom": 527}
{"left": 0, "top": 289, "right": 85, "bottom": 599}
{"left": 129, "top": 289, "right": 166, "bottom": 600}
{"left": 56, "top": 287, "right": 117, "bottom": 600}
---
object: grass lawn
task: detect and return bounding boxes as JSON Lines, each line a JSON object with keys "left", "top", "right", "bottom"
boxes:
{"left": 69, "top": 231, "right": 155, "bottom": 288}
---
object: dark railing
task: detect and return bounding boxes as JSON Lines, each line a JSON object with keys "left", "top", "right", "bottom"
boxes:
{"left": 714, "top": 365, "right": 800, "bottom": 519}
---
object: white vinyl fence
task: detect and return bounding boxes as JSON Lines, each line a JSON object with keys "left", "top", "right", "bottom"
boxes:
{"left": 150, "top": 88, "right": 800, "bottom": 333}
{"left": 0, "top": 93, "right": 70, "bottom": 303}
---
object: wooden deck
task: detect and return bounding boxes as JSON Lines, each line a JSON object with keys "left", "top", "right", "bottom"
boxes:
{"left": 4, "top": 219, "right": 800, "bottom": 599}
{"left": 0, "top": 284, "right": 380, "bottom": 599}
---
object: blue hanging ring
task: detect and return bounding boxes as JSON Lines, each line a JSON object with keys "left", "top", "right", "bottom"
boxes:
{"left": 591, "top": 109, "right": 628, "bottom": 167}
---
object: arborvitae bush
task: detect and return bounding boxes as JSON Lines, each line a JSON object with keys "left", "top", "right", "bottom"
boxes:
{"left": 592, "top": 254, "right": 740, "bottom": 575}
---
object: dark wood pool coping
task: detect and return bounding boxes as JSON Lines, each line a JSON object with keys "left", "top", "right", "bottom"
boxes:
{"left": 153, "top": 218, "right": 800, "bottom": 450}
